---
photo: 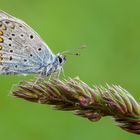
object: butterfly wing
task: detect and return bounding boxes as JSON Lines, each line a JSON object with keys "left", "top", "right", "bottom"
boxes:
{"left": 0, "top": 11, "right": 55, "bottom": 74}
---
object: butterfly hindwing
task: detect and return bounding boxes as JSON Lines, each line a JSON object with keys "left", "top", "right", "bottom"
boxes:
{"left": 0, "top": 11, "right": 55, "bottom": 74}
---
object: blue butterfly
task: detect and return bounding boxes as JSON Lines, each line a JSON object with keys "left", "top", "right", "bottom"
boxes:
{"left": 0, "top": 11, "right": 66, "bottom": 79}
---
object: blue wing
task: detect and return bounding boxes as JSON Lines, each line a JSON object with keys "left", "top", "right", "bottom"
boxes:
{"left": 0, "top": 11, "right": 55, "bottom": 74}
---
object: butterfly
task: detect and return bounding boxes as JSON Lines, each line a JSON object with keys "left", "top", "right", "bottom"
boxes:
{"left": 0, "top": 11, "right": 66, "bottom": 79}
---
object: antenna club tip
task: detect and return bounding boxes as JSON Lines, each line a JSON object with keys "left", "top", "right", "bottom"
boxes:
{"left": 75, "top": 53, "right": 80, "bottom": 56}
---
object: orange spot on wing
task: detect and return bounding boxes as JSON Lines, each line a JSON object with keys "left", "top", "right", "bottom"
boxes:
{"left": 0, "top": 46, "right": 2, "bottom": 50}
{"left": 0, "top": 31, "right": 3, "bottom": 36}
{"left": 0, "top": 37, "right": 3, "bottom": 43}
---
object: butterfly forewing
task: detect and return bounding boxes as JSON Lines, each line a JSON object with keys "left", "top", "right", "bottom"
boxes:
{"left": 0, "top": 11, "right": 55, "bottom": 74}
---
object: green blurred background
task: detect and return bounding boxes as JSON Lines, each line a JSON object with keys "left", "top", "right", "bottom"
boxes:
{"left": 0, "top": 0, "right": 140, "bottom": 139}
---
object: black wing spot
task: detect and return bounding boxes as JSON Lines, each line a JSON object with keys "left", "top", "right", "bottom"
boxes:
{"left": 9, "top": 56, "right": 13, "bottom": 60}
{"left": 21, "top": 34, "right": 24, "bottom": 37}
{"left": 5, "top": 21, "right": 10, "bottom": 24}
{"left": 10, "top": 50, "right": 13, "bottom": 52}
{"left": 11, "top": 34, "right": 15, "bottom": 36}
{"left": 15, "top": 65, "right": 17, "bottom": 68}
{"left": 9, "top": 38, "right": 12, "bottom": 40}
{"left": 30, "top": 35, "right": 34, "bottom": 39}
{"left": 30, "top": 54, "right": 33, "bottom": 57}
{"left": 9, "top": 44, "right": 11, "bottom": 46}
{"left": 24, "top": 59, "right": 27, "bottom": 62}
{"left": 38, "top": 48, "right": 41, "bottom": 51}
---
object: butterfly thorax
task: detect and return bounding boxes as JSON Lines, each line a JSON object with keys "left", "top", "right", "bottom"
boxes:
{"left": 40, "top": 54, "right": 66, "bottom": 76}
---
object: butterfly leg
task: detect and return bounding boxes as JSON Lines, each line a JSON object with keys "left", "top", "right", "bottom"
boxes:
{"left": 42, "top": 66, "right": 62, "bottom": 81}
{"left": 61, "top": 67, "right": 66, "bottom": 78}
{"left": 31, "top": 73, "right": 44, "bottom": 87}
{"left": 31, "top": 67, "right": 47, "bottom": 87}
{"left": 56, "top": 68, "right": 61, "bottom": 78}
{"left": 50, "top": 67, "right": 63, "bottom": 79}
{"left": 45, "top": 71, "right": 57, "bottom": 81}
{"left": 57, "top": 67, "right": 66, "bottom": 78}
{"left": 33, "top": 64, "right": 53, "bottom": 84}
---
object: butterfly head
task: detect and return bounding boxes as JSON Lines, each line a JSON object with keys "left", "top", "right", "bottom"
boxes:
{"left": 56, "top": 53, "right": 66, "bottom": 66}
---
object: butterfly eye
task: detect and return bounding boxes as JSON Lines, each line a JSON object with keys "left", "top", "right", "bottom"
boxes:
{"left": 58, "top": 56, "right": 63, "bottom": 64}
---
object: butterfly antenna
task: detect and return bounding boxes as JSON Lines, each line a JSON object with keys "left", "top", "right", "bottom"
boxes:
{"left": 61, "top": 45, "right": 86, "bottom": 56}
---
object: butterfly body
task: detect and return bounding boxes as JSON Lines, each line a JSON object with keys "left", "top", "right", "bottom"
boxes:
{"left": 0, "top": 11, "right": 66, "bottom": 77}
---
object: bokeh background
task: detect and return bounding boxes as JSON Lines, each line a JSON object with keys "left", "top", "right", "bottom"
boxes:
{"left": 0, "top": 0, "right": 140, "bottom": 139}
